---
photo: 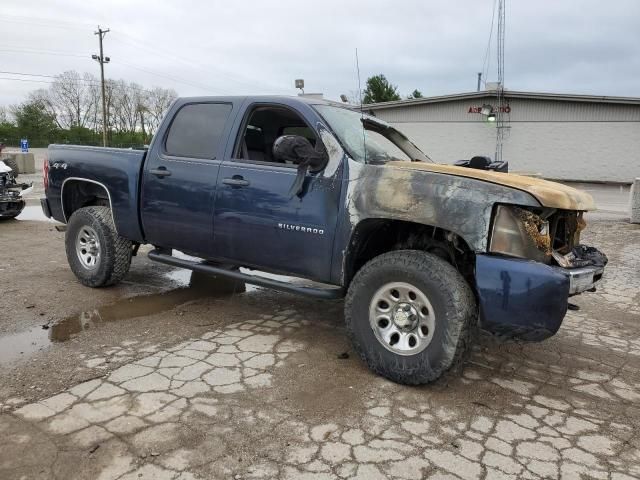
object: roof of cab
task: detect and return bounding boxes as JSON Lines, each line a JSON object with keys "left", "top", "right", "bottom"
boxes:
{"left": 175, "top": 95, "right": 337, "bottom": 106}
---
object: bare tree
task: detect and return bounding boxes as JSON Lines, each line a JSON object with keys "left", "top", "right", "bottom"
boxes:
{"left": 0, "top": 106, "right": 11, "bottom": 123}
{"left": 27, "top": 89, "right": 62, "bottom": 129}
{"left": 48, "top": 71, "right": 97, "bottom": 129}
{"left": 144, "top": 87, "right": 177, "bottom": 134}
{"left": 87, "top": 81, "right": 102, "bottom": 133}
{"left": 2, "top": 69, "right": 178, "bottom": 141}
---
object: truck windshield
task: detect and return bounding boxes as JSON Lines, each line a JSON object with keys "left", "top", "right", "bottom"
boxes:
{"left": 314, "top": 105, "right": 431, "bottom": 164}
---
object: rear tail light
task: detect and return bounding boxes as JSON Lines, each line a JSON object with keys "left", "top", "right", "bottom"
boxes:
{"left": 43, "top": 156, "right": 49, "bottom": 191}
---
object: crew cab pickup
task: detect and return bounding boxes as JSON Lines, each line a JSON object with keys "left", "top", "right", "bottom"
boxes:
{"left": 41, "top": 96, "right": 607, "bottom": 384}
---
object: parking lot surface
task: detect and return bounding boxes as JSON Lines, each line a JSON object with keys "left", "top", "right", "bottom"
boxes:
{"left": 0, "top": 213, "right": 638, "bottom": 479}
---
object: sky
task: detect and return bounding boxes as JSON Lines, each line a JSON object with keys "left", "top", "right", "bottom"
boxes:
{"left": 1, "top": 0, "right": 640, "bottom": 108}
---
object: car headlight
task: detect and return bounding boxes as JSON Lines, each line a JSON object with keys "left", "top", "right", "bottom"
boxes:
{"left": 489, "top": 205, "right": 551, "bottom": 262}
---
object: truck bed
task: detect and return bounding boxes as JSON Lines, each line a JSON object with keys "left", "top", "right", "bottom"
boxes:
{"left": 46, "top": 145, "right": 147, "bottom": 242}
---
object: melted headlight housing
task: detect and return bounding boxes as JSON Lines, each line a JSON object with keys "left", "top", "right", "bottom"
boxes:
{"left": 489, "top": 205, "right": 552, "bottom": 263}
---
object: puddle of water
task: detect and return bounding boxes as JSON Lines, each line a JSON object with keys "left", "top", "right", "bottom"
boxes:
{"left": 164, "top": 268, "right": 192, "bottom": 287}
{"left": 47, "top": 287, "right": 206, "bottom": 342}
{"left": 0, "top": 271, "right": 227, "bottom": 366}
{"left": 16, "top": 206, "right": 56, "bottom": 222}
{"left": 0, "top": 327, "right": 51, "bottom": 365}
{"left": 0, "top": 264, "right": 301, "bottom": 365}
{"left": 163, "top": 265, "right": 280, "bottom": 293}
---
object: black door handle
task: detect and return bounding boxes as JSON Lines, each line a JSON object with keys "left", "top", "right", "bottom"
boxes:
{"left": 222, "top": 176, "right": 250, "bottom": 187}
{"left": 150, "top": 167, "right": 171, "bottom": 177}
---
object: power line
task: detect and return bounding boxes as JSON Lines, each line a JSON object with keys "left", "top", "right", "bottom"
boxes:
{"left": 0, "top": 46, "right": 229, "bottom": 95}
{"left": 0, "top": 71, "right": 157, "bottom": 95}
{"left": 0, "top": 70, "right": 77, "bottom": 79}
{"left": 0, "top": 51, "right": 201, "bottom": 95}
{"left": 109, "top": 30, "right": 288, "bottom": 94}
{"left": 0, "top": 13, "right": 93, "bottom": 30}
{"left": 0, "top": 76, "right": 59, "bottom": 84}
{"left": 0, "top": 70, "right": 105, "bottom": 86}
{"left": 0, "top": 14, "right": 288, "bottom": 94}
{"left": 114, "top": 59, "right": 229, "bottom": 95}
{"left": 0, "top": 48, "right": 89, "bottom": 58}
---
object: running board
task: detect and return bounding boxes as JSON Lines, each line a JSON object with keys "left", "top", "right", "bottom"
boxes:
{"left": 148, "top": 250, "right": 345, "bottom": 300}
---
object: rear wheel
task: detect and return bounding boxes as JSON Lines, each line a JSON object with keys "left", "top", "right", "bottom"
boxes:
{"left": 65, "top": 206, "right": 132, "bottom": 287}
{"left": 345, "top": 250, "right": 476, "bottom": 385}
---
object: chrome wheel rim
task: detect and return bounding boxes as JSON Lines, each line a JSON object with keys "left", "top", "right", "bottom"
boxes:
{"left": 75, "top": 226, "right": 101, "bottom": 270}
{"left": 369, "top": 281, "right": 435, "bottom": 356}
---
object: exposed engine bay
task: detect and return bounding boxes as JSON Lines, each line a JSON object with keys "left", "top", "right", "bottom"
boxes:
{"left": 454, "top": 155, "right": 509, "bottom": 173}
{"left": 0, "top": 160, "right": 32, "bottom": 219}
{"left": 489, "top": 204, "right": 608, "bottom": 269}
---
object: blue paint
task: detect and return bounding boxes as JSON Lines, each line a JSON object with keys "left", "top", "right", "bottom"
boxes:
{"left": 475, "top": 254, "right": 570, "bottom": 341}
{"left": 46, "top": 145, "right": 146, "bottom": 242}
{"left": 212, "top": 98, "right": 342, "bottom": 281}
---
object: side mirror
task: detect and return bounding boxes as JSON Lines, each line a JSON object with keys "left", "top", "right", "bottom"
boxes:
{"left": 272, "top": 135, "right": 326, "bottom": 172}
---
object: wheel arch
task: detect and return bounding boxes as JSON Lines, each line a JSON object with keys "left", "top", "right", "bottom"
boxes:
{"left": 61, "top": 178, "right": 116, "bottom": 230}
{"left": 342, "top": 218, "right": 477, "bottom": 289}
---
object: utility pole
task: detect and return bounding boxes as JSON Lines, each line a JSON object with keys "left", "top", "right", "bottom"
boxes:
{"left": 92, "top": 26, "right": 110, "bottom": 147}
{"left": 477, "top": 72, "right": 482, "bottom": 92}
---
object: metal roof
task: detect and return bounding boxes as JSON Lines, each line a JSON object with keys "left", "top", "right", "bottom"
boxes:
{"left": 178, "top": 95, "right": 336, "bottom": 106}
{"left": 364, "top": 90, "right": 640, "bottom": 110}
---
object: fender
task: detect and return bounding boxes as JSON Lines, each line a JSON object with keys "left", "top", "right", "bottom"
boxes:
{"left": 60, "top": 177, "right": 117, "bottom": 231}
{"left": 330, "top": 158, "right": 543, "bottom": 285}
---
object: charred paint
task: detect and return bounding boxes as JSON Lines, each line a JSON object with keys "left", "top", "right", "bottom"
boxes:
{"left": 389, "top": 162, "right": 597, "bottom": 211}
{"left": 344, "top": 158, "right": 540, "bottom": 252}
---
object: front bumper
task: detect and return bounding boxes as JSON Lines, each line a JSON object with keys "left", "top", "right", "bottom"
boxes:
{"left": 0, "top": 196, "right": 25, "bottom": 217}
{"left": 567, "top": 265, "right": 603, "bottom": 295}
{"left": 475, "top": 253, "right": 604, "bottom": 341}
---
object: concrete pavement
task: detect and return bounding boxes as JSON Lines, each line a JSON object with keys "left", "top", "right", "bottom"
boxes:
{"left": 0, "top": 217, "right": 638, "bottom": 479}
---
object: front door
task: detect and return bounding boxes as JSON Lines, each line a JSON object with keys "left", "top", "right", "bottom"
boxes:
{"left": 212, "top": 103, "right": 342, "bottom": 282}
{"left": 141, "top": 101, "right": 236, "bottom": 255}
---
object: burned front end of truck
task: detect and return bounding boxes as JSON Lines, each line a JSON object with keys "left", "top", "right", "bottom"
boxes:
{"left": 476, "top": 204, "right": 606, "bottom": 341}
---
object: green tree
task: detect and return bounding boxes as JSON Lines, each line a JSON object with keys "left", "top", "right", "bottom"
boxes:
{"left": 362, "top": 74, "right": 401, "bottom": 104}
{"left": 12, "top": 99, "right": 59, "bottom": 147}
{"left": 408, "top": 89, "right": 424, "bottom": 99}
{"left": 0, "top": 107, "right": 18, "bottom": 145}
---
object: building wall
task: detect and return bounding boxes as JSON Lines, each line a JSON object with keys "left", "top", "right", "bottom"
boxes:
{"left": 372, "top": 97, "right": 640, "bottom": 183}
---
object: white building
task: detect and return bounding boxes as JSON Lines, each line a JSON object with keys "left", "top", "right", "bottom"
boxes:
{"left": 365, "top": 89, "right": 640, "bottom": 183}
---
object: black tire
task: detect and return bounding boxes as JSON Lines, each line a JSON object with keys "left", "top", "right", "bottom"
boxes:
{"left": 345, "top": 250, "right": 476, "bottom": 385}
{"left": 3, "top": 158, "right": 19, "bottom": 176}
{"left": 65, "top": 206, "right": 132, "bottom": 287}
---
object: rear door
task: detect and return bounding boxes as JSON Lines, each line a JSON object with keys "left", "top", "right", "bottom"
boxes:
{"left": 140, "top": 100, "right": 237, "bottom": 255}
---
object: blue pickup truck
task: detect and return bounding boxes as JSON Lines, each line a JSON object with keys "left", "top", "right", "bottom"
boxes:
{"left": 41, "top": 96, "right": 606, "bottom": 384}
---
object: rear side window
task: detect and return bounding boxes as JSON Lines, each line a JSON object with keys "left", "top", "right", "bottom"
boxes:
{"left": 165, "top": 103, "right": 232, "bottom": 159}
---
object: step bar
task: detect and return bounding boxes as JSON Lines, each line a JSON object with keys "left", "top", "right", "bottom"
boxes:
{"left": 148, "top": 250, "right": 345, "bottom": 300}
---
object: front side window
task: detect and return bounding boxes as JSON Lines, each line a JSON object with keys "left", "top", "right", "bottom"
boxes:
{"left": 165, "top": 103, "right": 232, "bottom": 159}
{"left": 314, "top": 105, "right": 430, "bottom": 164}
{"left": 235, "top": 105, "right": 318, "bottom": 165}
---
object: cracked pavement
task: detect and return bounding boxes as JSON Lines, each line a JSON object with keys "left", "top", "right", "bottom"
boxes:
{"left": 1, "top": 219, "right": 639, "bottom": 479}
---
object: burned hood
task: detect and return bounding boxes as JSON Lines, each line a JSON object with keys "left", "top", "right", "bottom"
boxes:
{"left": 388, "top": 162, "right": 596, "bottom": 211}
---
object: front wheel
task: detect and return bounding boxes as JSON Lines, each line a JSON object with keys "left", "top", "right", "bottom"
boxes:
{"left": 65, "top": 206, "right": 132, "bottom": 287}
{"left": 345, "top": 250, "right": 476, "bottom": 385}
